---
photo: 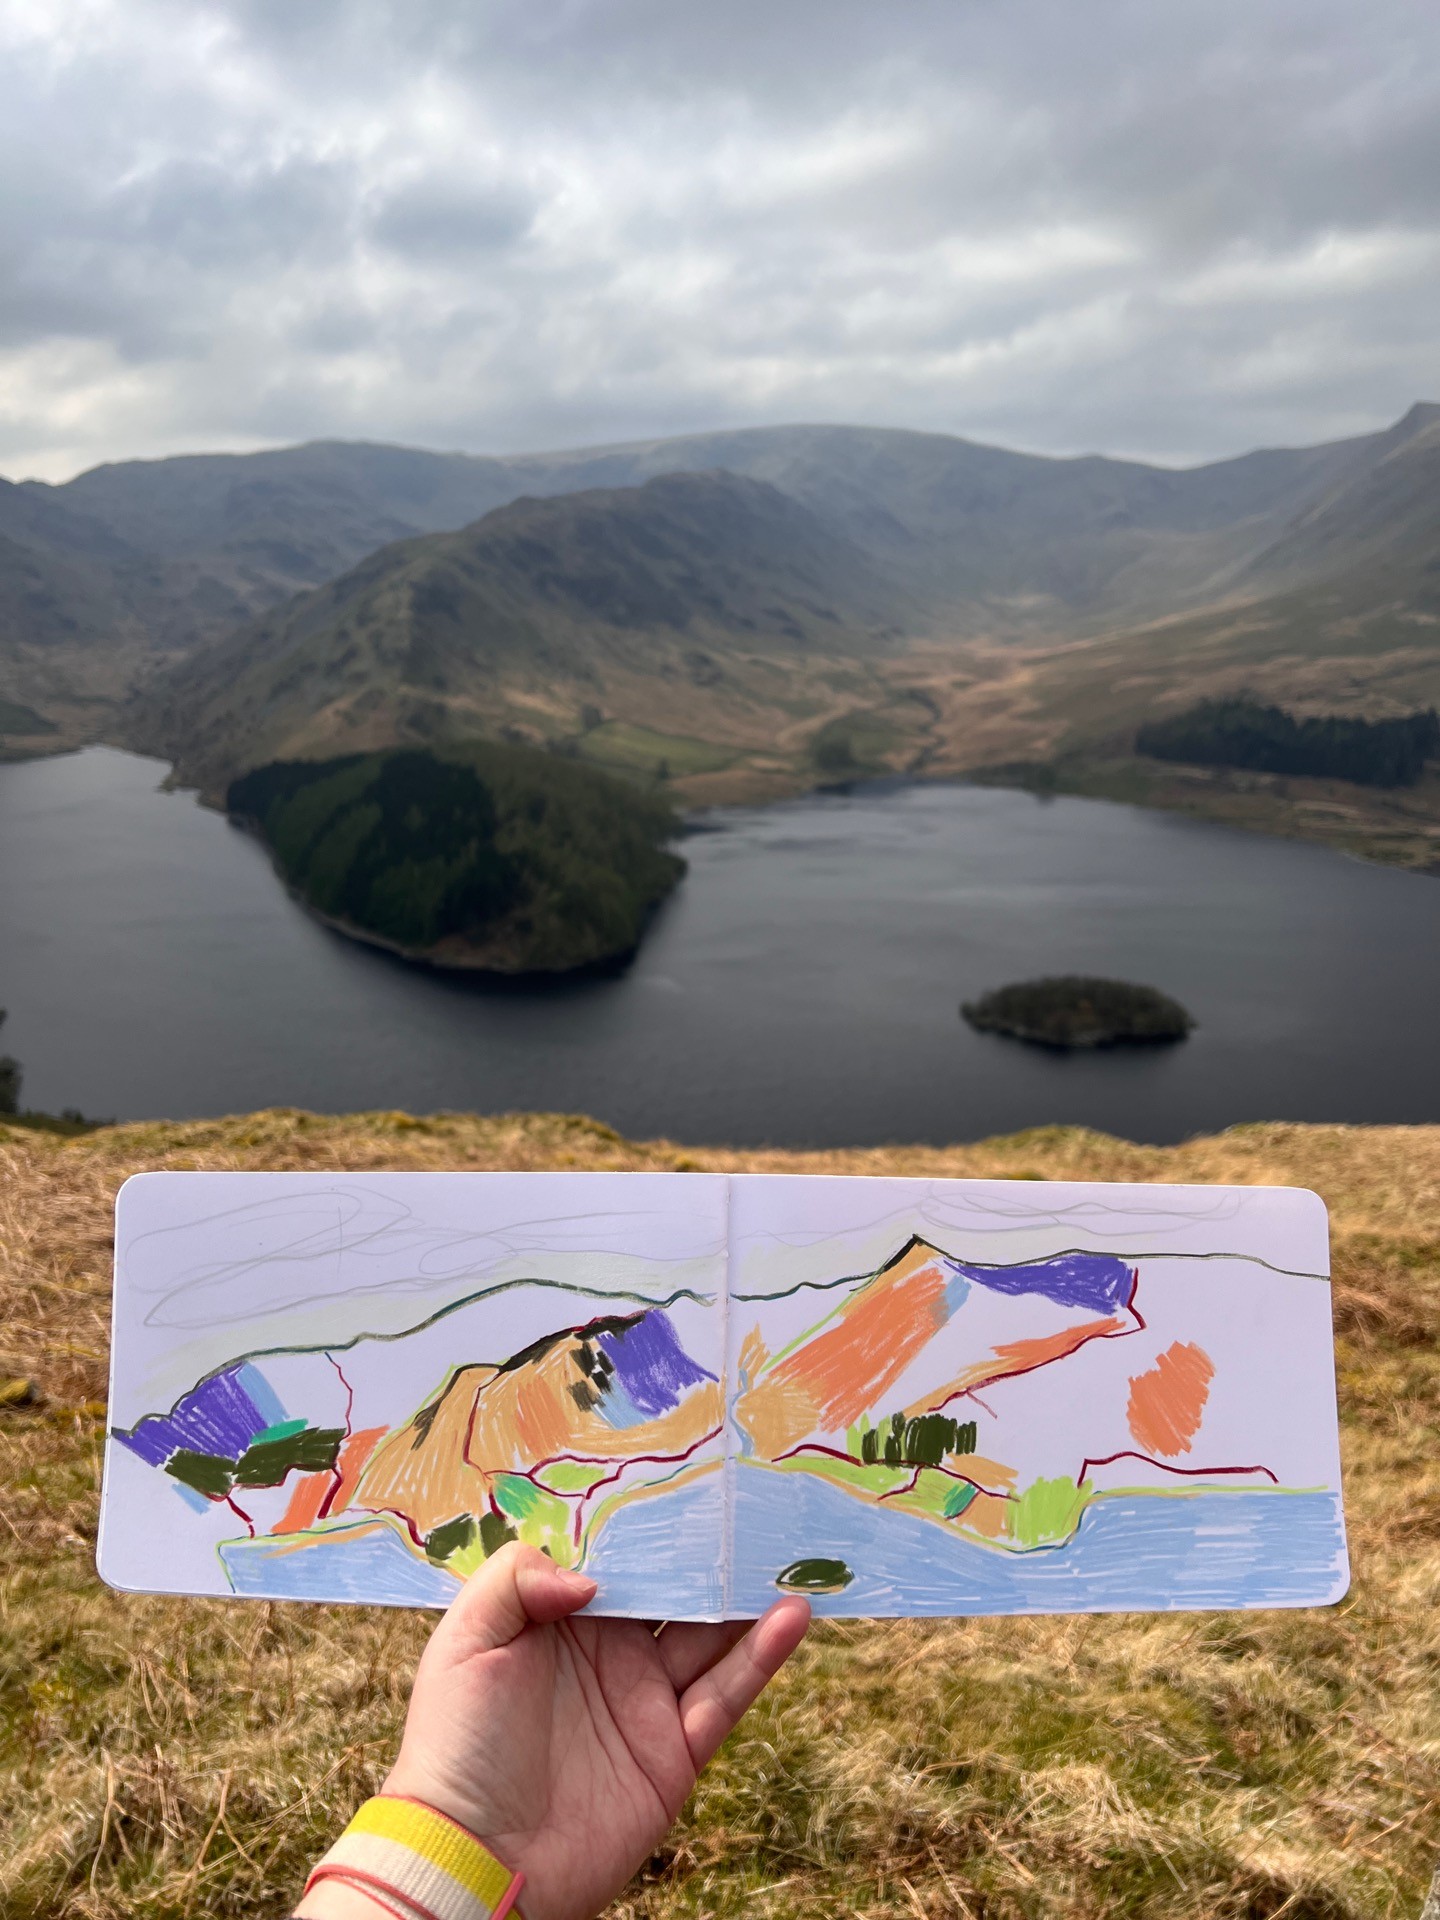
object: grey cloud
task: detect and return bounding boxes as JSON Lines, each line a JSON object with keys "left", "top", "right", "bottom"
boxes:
{"left": 0, "top": 0, "right": 1438, "bottom": 480}
{"left": 366, "top": 177, "right": 537, "bottom": 262}
{"left": 110, "top": 156, "right": 357, "bottom": 270}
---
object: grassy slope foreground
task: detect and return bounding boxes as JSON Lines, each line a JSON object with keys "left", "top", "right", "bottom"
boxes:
{"left": 227, "top": 743, "right": 684, "bottom": 972}
{"left": 2, "top": 1112, "right": 1438, "bottom": 1919}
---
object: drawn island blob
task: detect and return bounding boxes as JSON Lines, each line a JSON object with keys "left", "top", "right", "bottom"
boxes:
{"left": 776, "top": 1557, "right": 855, "bottom": 1594}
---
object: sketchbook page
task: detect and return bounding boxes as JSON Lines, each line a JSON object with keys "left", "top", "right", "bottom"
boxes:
{"left": 723, "top": 1174, "right": 1346, "bottom": 1619}
{"left": 99, "top": 1171, "right": 730, "bottom": 1618}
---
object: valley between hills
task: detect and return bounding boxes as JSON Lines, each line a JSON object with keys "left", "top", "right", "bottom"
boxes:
{"left": 4, "top": 407, "right": 1440, "bottom": 871}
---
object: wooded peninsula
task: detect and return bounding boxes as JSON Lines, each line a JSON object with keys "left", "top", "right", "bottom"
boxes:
{"left": 226, "top": 743, "right": 685, "bottom": 974}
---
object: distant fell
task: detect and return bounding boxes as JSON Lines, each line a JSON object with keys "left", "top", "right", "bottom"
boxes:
{"left": 9, "top": 404, "right": 1440, "bottom": 856}
{"left": 135, "top": 469, "right": 914, "bottom": 792}
{"left": 2, "top": 403, "right": 1435, "bottom": 720}
{"left": 1230, "top": 411, "right": 1440, "bottom": 596}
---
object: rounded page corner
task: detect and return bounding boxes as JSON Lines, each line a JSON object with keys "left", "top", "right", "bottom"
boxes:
{"left": 1285, "top": 1185, "right": 1332, "bottom": 1256}
{"left": 1318, "top": 1556, "right": 1352, "bottom": 1609}
{"left": 94, "top": 1528, "right": 149, "bottom": 1598}
{"left": 113, "top": 1168, "right": 171, "bottom": 1222}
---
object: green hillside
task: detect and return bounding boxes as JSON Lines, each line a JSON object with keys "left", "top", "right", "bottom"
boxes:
{"left": 131, "top": 470, "right": 918, "bottom": 795}
{"left": 227, "top": 742, "right": 684, "bottom": 973}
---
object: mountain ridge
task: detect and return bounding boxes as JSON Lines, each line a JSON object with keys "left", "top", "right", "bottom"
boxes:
{"left": 128, "top": 468, "right": 922, "bottom": 793}
{"left": 5, "top": 401, "right": 1438, "bottom": 734}
{"left": 6, "top": 405, "right": 1440, "bottom": 866}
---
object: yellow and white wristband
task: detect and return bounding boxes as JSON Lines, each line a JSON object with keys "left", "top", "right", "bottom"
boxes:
{"left": 304, "top": 1795, "right": 524, "bottom": 1920}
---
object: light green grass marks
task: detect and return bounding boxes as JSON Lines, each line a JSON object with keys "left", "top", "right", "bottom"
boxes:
{"left": 1010, "top": 1474, "right": 1091, "bottom": 1548}
{"left": 536, "top": 1459, "right": 614, "bottom": 1495}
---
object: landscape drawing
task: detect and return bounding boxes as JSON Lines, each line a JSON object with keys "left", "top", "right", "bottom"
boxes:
{"left": 99, "top": 1171, "right": 1349, "bottom": 1619}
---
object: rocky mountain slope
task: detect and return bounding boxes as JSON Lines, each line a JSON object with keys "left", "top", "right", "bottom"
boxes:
{"left": 130, "top": 469, "right": 919, "bottom": 791}
{"left": 7, "top": 406, "right": 1440, "bottom": 863}
{"left": 4, "top": 404, "right": 1438, "bottom": 754}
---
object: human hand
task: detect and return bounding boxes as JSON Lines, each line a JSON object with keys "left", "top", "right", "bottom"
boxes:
{"left": 303, "top": 1543, "right": 811, "bottom": 1920}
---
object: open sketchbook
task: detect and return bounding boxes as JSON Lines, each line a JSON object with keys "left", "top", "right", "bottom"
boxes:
{"left": 98, "top": 1171, "right": 1348, "bottom": 1619}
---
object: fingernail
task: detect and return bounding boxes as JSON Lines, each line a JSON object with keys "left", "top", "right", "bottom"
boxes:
{"left": 559, "top": 1568, "right": 597, "bottom": 1594}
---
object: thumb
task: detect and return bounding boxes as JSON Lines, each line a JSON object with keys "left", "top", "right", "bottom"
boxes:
{"left": 440, "top": 1541, "right": 598, "bottom": 1655}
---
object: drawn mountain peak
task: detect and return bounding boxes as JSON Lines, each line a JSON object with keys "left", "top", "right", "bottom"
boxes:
{"left": 115, "top": 1304, "right": 725, "bottom": 1581}
{"left": 734, "top": 1240, "right": 1139, "bottom": 1460}
{"left": 357, "top": 1306, "right": 722, "bottom": 1551}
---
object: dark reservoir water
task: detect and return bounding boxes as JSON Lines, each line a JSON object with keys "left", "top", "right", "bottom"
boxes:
{"left": 2, "top": 746, "right": 1437, "bottom": 1147}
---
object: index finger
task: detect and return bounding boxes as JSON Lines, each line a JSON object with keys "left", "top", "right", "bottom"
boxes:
{"left": 653, "top": 1618, "right": 751, "bottom": 1694}
{"left": 677, "top": 1596, "right": 811, "bottom": 1771}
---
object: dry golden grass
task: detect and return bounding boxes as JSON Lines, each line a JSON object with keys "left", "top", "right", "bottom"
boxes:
{"left": 2, "top": 1108, "right": 1438, "bottom": 1919}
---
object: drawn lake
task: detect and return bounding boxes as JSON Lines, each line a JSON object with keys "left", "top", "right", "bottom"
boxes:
{"left": 591, "top": 1475, "right": 1349, "bottom": 1619}
{"left": 214, "top": 1480, "right": 1347, "bottom": 1619}
{"left": 2, "top": 744, "right": 1438, "bottom": 1146}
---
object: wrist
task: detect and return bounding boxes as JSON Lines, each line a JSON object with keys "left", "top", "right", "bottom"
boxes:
{"left": 379, "top": 1762, "right": 511, "bottom": 1864}
{"left": 301, "top": 1793, "right": 523, "bottom": 1920}
{"left": 294, "top": 1880, "right": 397, "bottom": 1920}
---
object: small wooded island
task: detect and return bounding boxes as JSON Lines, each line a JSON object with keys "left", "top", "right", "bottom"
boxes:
{"left": 227, "top": 743, "right": 685, "bottom": 973}
{"left": 961, "top": 976, "right": 1195, "bottom": 1050}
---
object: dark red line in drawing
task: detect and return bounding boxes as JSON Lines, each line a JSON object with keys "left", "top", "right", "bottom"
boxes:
{"left": 930, "top": 1343, "right": 1109, "bottom": 1406}
{"left": 774, "top": 1441, "right": 853, "bottom": 1467}
{"left": 224, "top": 1494, "right": 255, "bottom": 1536}
{"left": 1076, "top": 1449, "right": 1278, "bottom": 1486}
{"left": 520, "top": 1432, "right": 725, "bottom": 1480}
{"left": 927, "top": 1292, "right": 1148, "bottom": 1418}
{"left": 570, "top": 1427, "right": 724, "bottom": 1504}
{"left": 559, "top": 1429, "right": 723, "bottom": 1545}
{"left": 458, "top": 1416, "right": 726, "bottom": 1545}
{"left": 931, "top": 1387, "right": 979, "bottom": 1416}
{"left": 330, "top": 1355, "right": 356, "bottom": 1429}
{"left": 370, "top": 1505, "right": 427, "bottom": 1549}
{"left": 463, "top": 1384, "right": 483, "bottom": 1474}
{"left": 317, "top": 1354, "right": 357, "bottom": 1520}
{"left": 1125, "top": 1267, "right": 1147, "bottom": 1332}
{"left": 931, "top": 1459, "right": 1015, "bottom": 1499}
{"left": 775, "top": 1442, "right": 1012, "bottom": 1502}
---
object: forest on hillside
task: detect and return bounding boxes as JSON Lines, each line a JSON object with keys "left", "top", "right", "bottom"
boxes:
{"left": 1137, "top": 697, "right": 1440, "bottom": 788}
{"left": 227, "top": 743, "right": 685, "bottom": 972}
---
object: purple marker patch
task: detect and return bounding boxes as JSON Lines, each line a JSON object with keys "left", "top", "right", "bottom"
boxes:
{"left": 597, "top": 1310, "right": 716, "bottom": 1418}
{"left": 949, "top": 1252, "right": 1135, "bottom": 1318}
{"left": 115, "top": 1366, "right": 272, "bottom": 1467}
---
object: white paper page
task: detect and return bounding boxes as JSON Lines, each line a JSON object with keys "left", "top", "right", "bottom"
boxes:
{"left": 722, "top": 1175, "right": 1347, "bottom": 1617}
{"left": 99, "top": 1171, "right": 730, "bottom": 1617}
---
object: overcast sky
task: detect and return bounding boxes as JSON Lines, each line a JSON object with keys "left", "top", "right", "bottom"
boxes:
{"left": 2, "top": 0, "right": 1438, "bottom": 482}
